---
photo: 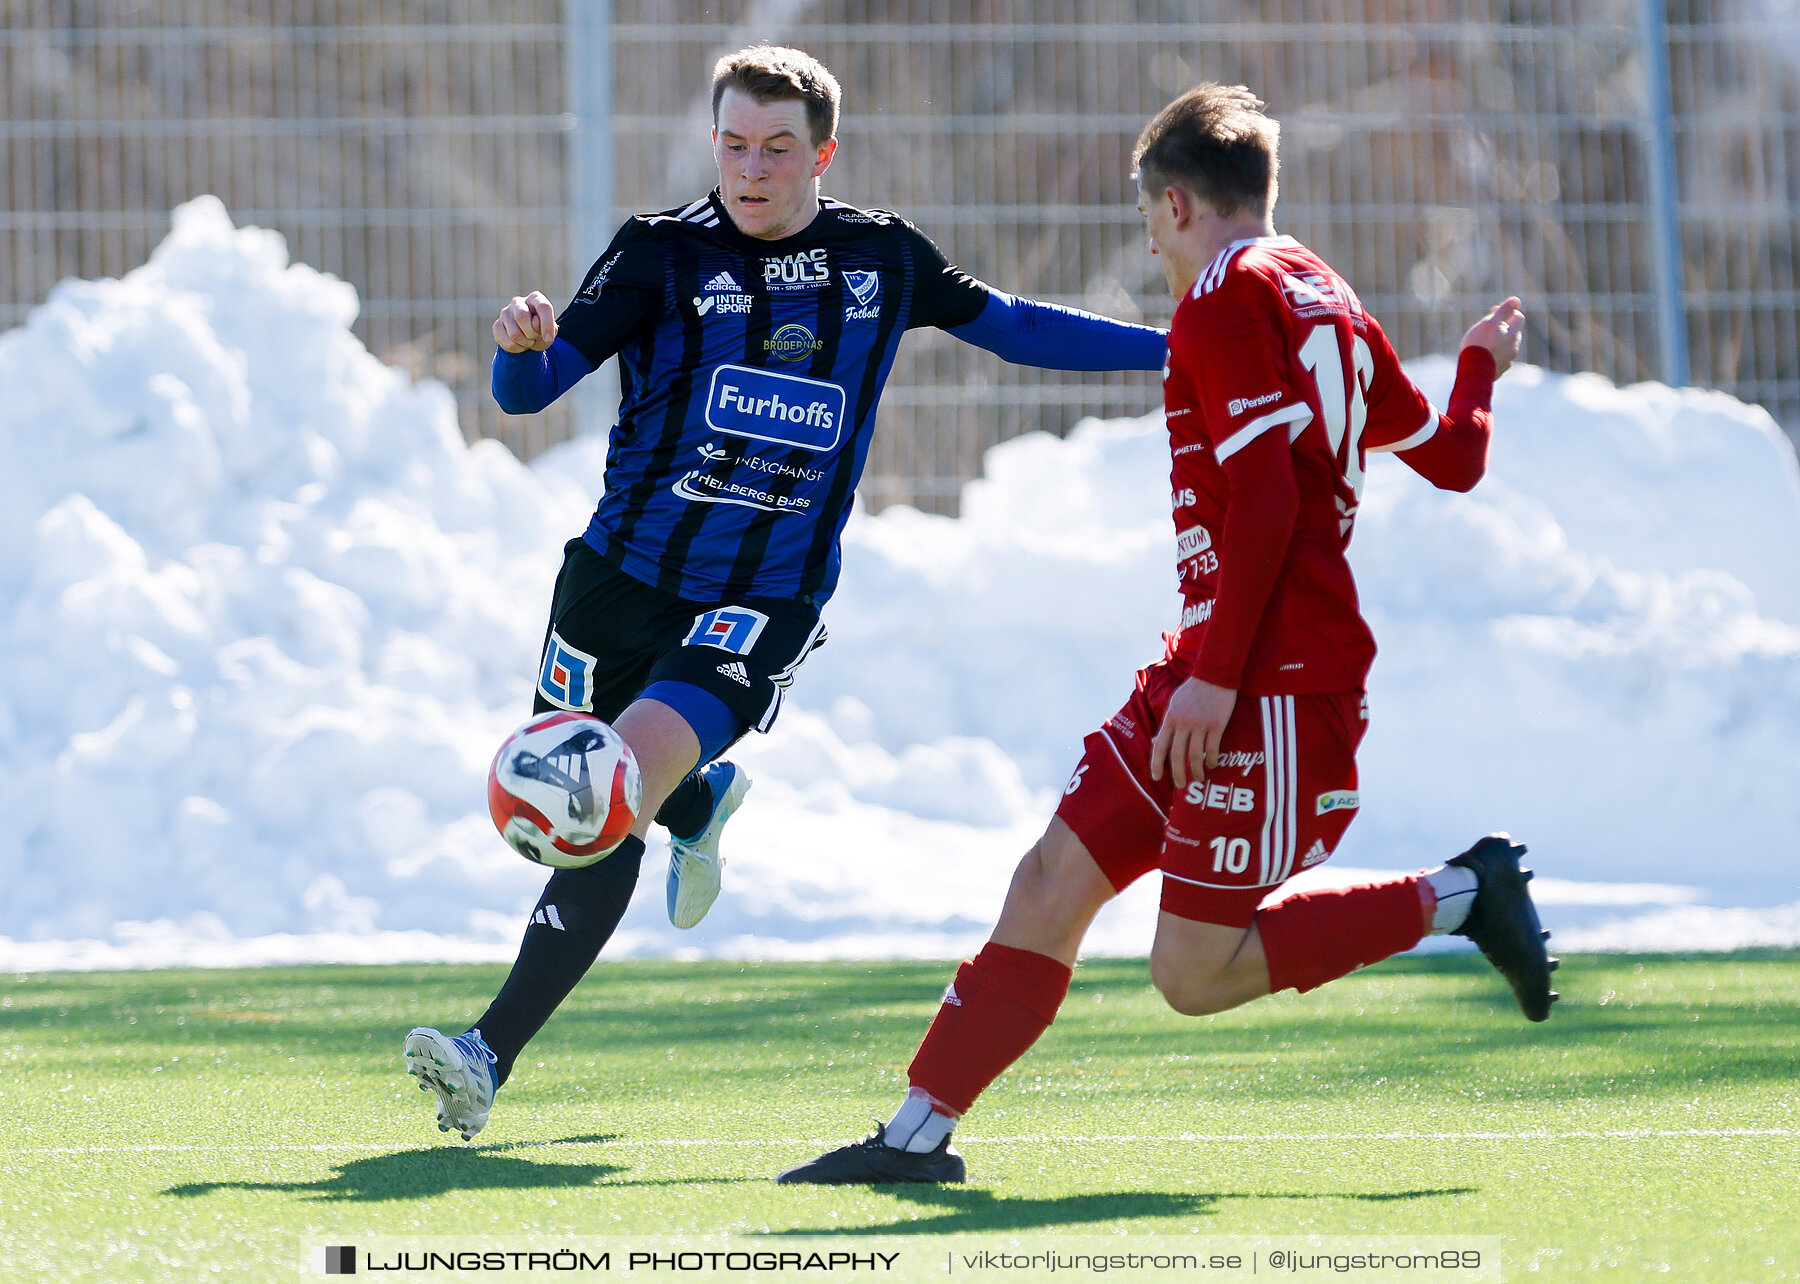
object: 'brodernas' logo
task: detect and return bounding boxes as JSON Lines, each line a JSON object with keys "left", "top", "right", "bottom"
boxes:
{"left": 705, "top": 364, "right": 847, "bottom": 452}
{"left": 765, "top": 323, "right": 823, "bottom": 362}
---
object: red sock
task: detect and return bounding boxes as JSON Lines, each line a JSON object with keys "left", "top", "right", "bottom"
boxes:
{"left": 907, "top": 943, "right": 1073, "bottom": 1115}
{"left": 1257, "top": 875, "right": 1426, "bottom": 994}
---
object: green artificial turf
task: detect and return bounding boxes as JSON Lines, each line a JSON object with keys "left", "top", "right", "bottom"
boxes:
{"left": 1, "top": 952, "right": 1796, "bottom": 1280}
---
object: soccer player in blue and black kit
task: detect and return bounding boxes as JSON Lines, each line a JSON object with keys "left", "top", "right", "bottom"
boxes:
{"left": 404, "top": 44, "right": 1167, "bottom": 1141}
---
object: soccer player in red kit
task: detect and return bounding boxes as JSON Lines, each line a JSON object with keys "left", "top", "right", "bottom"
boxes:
{"left": 779, "top": 84, "right": 1555, "bottom": 1186}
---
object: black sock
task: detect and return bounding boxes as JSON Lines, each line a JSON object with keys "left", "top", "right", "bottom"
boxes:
{"left": 653, "top": 769, "right": 715, "bottom": 840}
{"left": 471, "top": 836, "right": 645, "bottom": 1085}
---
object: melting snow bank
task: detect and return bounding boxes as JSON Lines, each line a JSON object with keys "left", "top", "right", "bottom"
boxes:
{"left": 2, "top": 200, "right": 1797, "bottom": 971}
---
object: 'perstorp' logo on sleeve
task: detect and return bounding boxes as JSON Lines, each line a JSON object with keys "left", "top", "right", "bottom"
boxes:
{"left": 705, "top": 364, "right": 847, "bottom": 452}
{"left": 684, "top": 606, "right": 770, "bottom": 655}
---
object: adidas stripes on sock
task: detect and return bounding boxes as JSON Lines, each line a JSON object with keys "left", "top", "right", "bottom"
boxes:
{"left": 906, "top": 942, "right": 1073, "bottom": 1117}
{"left": 470, "top": 835, "right": 646, "bottom": 1085}
{"left": 1257, "top": 874, "right": 1427, "bottom": 995}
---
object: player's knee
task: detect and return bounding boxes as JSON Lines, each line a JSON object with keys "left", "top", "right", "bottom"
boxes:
{"left": 1149, "top": 956, "right": 1235, "bottom": 1017}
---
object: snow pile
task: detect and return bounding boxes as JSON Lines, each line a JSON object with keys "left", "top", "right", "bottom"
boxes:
{"left": 1, "top": 201, "right": 1796, "bottom": 970}
{"left": 0, "top": 198, "right": 580, "bottom": 953}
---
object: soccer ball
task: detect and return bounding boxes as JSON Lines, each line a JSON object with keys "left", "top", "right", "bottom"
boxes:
{"left": 487, "top": 711, "right": 642, "bottom": 869}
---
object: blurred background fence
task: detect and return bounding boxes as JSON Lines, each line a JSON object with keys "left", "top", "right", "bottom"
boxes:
{"left": 5, "top": 1, "right": 1797, "bottom": 512}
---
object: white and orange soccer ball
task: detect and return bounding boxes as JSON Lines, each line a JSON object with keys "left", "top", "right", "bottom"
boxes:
{"left": 487, "top": 711, "right": 642, "bottom": 869}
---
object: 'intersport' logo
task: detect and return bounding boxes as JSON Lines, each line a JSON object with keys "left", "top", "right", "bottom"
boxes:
{"left": 694, "top": 268, "right": 752, "bottom": 317}
{"left": 705, "top": 364, "right": 847, "bottom": 452}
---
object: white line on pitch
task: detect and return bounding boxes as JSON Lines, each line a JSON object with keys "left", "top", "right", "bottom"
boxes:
{"left": 10, "top": 1128, "right": 1796, "bottom": 1156}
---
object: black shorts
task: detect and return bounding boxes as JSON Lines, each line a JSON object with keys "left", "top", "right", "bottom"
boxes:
{"left": 532, "top": 538, "right": 827, "bottom": 736}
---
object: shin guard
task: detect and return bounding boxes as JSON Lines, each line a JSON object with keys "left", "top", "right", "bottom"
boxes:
{"left": 1257, "top": 875, "right": 1425, "bottom": 994}
{"left": 907, "top": 943, "right": 1072, "bottom": 1116}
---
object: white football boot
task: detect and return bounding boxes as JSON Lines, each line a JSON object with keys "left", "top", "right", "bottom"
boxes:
{"left": 404, "top": 1027, "right": 499, "bottom": 1141}
{"left": 665, "top": 761, "right": 750, "bottom": 929}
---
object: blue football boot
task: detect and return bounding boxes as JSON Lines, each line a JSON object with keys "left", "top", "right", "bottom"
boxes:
{"left": 666, "top": 761, "right": 750, "bottom": 929}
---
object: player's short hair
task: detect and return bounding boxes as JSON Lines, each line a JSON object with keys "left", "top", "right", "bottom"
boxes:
{"left": 711, "top": 44, "right": 841, "bottom": 147}
{"left": 1133, "top": 83, "right": 1280, "bottom": 218}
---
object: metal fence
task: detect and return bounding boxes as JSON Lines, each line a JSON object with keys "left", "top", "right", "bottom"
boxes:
{"left": 5, "top": 1, "right": 1798, "bottom": 512}
{"left": 2, "top": 0, "right": 575, "bottom": 455}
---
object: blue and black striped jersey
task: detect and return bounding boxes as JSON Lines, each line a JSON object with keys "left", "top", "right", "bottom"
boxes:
{"left": 555, "top": 192, "right": 993, "bottom": 607}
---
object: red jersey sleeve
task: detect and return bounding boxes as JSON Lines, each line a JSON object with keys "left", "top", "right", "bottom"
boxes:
{"left": 1362, "top": 322, "right": 1495, "bottom": 493}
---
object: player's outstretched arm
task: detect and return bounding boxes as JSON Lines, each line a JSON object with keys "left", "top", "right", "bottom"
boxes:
{"left": 1383, "top": 296, "right": 1525, "bottom": 492}
{"left": 947, "top": 291, "right": 1167, "bottom": 371}
{"left": 1460, "top": 296, "right": 1525, "bottom": 376}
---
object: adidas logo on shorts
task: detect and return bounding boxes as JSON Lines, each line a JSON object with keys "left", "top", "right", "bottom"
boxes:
{"left": 717, "top": 660, "right": 751, "bottom": 687}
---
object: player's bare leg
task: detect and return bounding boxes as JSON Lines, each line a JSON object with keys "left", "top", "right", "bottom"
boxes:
{"left": 612, "top": 697, "right": 703, "bottom": 839}
{"left": 1147, "top": 916, "right": 1271, "bottom": 1016}
{"left": 616, "top": 697, "right": 746, "bottom": 928}
{"left": 777, "top": 819, "right": 1115, "bottom": 1184}
{"left": 989, "top": 817, "right": 1119, "bottom": 966}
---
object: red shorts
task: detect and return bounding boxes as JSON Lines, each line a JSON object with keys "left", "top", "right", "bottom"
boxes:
{"left": 1054, "top": 658, "right": 1368, "bottom": 928}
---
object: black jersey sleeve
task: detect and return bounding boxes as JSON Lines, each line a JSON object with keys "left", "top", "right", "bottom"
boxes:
{"left": 555, "top": 220, "right": 665, "bottom": 366}
{"left": 899, "top": 222, "right": 995, "bottom": 330}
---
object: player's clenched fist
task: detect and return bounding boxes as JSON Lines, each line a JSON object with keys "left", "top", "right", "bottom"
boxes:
{"left": 1461, "top": 296, "right": 1525, "bottom": 376}
{"left": 494, "top": 291, "right": 558, "bottom": 353}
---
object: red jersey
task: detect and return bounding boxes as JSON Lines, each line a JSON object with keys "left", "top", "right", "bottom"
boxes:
{"left": 1163, "top": 235, "right": 1493, "bottom": 694}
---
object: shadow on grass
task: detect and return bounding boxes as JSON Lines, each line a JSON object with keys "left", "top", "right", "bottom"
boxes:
{"left": 769, "top": 1184, "right": 1474, "bottom": 1235}
{"left": 163, "top": 1144, "right": 624, "bottom": 1203}
{"left": 478, "top": 1132, "right": 619, "bottom": 1153}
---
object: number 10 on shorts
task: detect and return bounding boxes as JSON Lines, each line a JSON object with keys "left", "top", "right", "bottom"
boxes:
{"left": 1210, "top": 836, "right": 1251, "bottom": 874}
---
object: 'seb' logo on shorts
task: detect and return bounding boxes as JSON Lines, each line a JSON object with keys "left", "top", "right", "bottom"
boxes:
{"left": 685, "top": 607, "right": 769, "bottom": 656}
